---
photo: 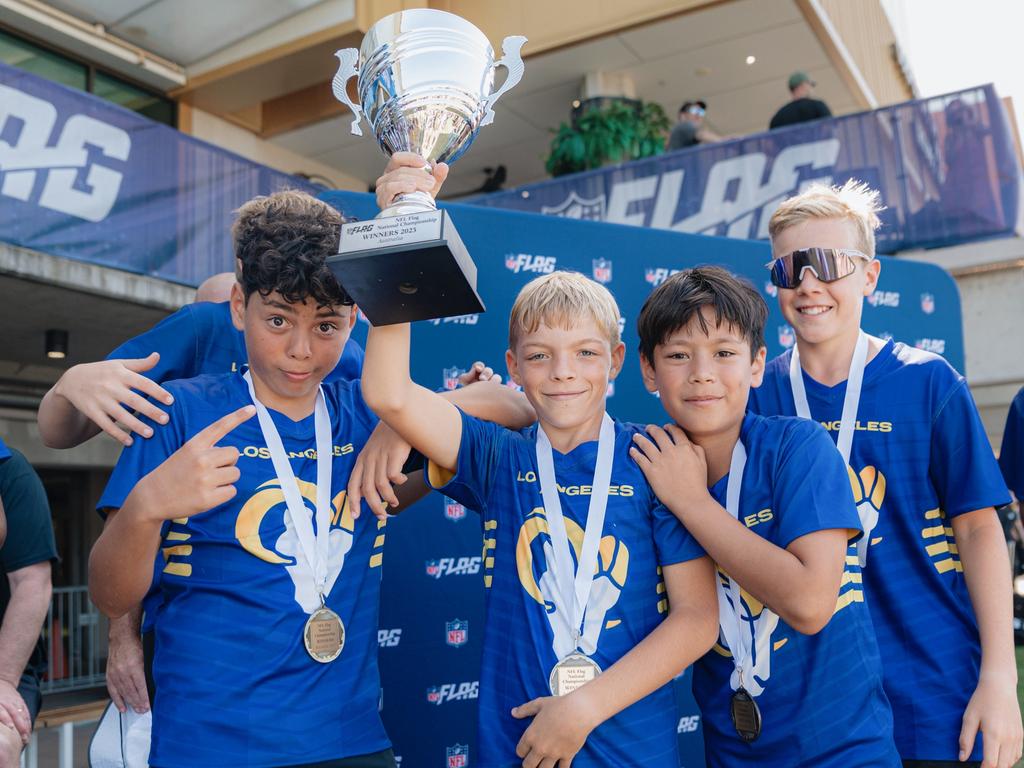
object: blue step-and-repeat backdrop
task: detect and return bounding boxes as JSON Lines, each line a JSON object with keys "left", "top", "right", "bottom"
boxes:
{"left": 322, "top": 191, "right": 963, "bottom": 768}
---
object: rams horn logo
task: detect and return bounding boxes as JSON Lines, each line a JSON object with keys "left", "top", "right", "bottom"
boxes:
{"left": 515, "top": 508, "right": 629, "bottom": 659}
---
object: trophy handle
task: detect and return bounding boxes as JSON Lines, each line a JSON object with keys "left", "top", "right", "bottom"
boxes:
{"left": 480, "top": 35, "right": 528, "bottom": 127}
{"left": 332, "top": 48, "right": 364, "bottom": 136}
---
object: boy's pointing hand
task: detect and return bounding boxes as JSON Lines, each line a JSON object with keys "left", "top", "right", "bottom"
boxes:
{"left": 137, "top": 405, "right": 255, "bottom": 522}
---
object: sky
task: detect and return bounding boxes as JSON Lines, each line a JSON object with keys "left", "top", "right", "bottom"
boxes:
{"left": 882, "top": 0, "right": 1024, "bottom": 141}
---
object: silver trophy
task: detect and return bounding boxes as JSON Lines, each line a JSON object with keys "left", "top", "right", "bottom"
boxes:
{"left": 326, "top": 9, "right": 527, "bottom": 324}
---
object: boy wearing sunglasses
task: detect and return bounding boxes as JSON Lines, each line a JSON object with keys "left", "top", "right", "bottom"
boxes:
{"left": 750, "top": 180, "right": 1021, "bottom": 768}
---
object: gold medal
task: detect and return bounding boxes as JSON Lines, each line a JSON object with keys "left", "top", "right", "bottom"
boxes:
{"left": 548, "top": 652, "right": 601, "bottom": 696}
{"left": 303, "top": 606, "right": 345, "bottom": 663}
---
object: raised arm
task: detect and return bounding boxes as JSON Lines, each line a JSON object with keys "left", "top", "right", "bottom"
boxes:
{"left": 361, "top": 323, "right": 465, "bottom": 471}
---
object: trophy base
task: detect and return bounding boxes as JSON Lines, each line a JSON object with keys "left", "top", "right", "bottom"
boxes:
{"left": 328, "top": 209, "right": 485, "bottom": 326}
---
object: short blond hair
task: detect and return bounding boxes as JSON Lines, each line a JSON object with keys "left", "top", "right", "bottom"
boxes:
{"left": 508, "top": 271, "right": 621, "bottom": 351}
{"left": 768, "top": 179, "right": 884, "bottom": 256}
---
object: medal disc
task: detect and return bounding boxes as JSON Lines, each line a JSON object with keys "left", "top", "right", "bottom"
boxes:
{"left": 303, "top": 607, "right": 345, "bottom": 663}
{"left": 730, "top": 687, "right": 762, "bottom": 742}
{"left": 548, "top": 652, "right": 601, "bottom": 696}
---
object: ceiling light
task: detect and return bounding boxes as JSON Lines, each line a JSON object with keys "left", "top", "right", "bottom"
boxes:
{"left": 572, "top": 99, "right": 581, "bottom": 108}
{"left": 746, "top": 55, "right": 756, "bottom": 65}
{"left": 46, "top": 329, "right": 68, "bottom": 360}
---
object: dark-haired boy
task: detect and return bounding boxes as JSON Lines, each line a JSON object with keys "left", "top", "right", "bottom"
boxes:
{"left": 751, "top": 182, "right": 1020, "bottom": 768}
{"left": 629, "top": 266, "right": 900, "bottom": 766}
{"left": 89, "top": 188, "right": 533, "bottom": 768}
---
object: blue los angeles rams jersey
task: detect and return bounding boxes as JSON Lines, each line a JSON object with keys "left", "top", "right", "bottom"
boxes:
{"left": 748, "top": 340, "right": 1011, "bottom": 761}
{"left": 99, "top": 372, "right": 390, "bottom": 768}
{"left": 693, "top": 413, "right": 898, "bottom": 767}
{"left": 428, "top": 412, "right": 705, "bottom": 768}
{"left": 999, "top": 386, "right": 1024, "bottom": 499}
{"left": 107, "top": 301, "right": 364, "bottom": 383}
{"left": 106, "top": 301, "right": 363, "bottom": 634}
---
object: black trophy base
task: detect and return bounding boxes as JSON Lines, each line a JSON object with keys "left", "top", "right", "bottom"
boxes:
{"left": 327, "top": 209, "right": 484, "bottom": 326}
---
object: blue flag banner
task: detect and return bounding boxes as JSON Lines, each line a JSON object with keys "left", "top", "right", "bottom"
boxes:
{"left": 0, "top": 60, "right": 315, "bottom": 285}
{"left": 470, "top": 85, "right": 1022, "bottom": 253}
{"left": 322, "top": 191, "right": 963, "bottom": 767}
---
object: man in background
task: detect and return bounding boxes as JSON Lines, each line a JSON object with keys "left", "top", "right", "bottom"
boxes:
{"left": 667, "top": 100, "right": 722, "bottom": 150}
{"left": 769, "top": 71, "right": 832, "bottom": 130}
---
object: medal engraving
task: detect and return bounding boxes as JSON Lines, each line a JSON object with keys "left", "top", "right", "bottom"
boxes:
{"left": 730, "top": 687, "right": 762, "bottom": 742}
{"left": 304, "top": 607, "right": 345, "bottom": 663}
{"left": 548, "top": 653, "right": 601, "bottom": 696}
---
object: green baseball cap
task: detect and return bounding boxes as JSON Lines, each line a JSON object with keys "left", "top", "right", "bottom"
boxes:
{"left": 788, "top": 71, "right": 815, "bottom": 90}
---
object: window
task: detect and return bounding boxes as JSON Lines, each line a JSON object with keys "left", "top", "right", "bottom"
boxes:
{"left": 0, "top": 28, "right": 176, "bottom": 127}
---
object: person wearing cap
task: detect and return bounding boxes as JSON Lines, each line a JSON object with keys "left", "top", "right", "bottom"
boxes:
{"left": 769, "top": 72, "right": 832, "bottom": 130}
{"left": 667, "top": 100, "right": 721, "bottom": 151}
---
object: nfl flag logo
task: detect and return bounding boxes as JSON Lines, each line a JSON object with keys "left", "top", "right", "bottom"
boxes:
{"left": 444, "top": 497, "right": 466, "bottom": 522}
{"left": 446, "top": 619, "right": 468, "bottom": 647}
{"left": 764, "top": 280, "right": 778, "bottom": 297}
{"left": 592, "top": 258, "right": 612, "bottom": 284}
{"left": 426, "top": 686, "right": 441, "bottom": 704}
{"left": 504, "top": 253, "right": 518, "bottom": 270}
{"left": 425, "top": 560, "right": 441, "bottom": 578}
{"left": 920, "top": 293, "right": 935, "bottom": 315}
{"left": 442, "top": 367, "right": 463, "bottom": 391}
{"left": 446, "top": 744, "right": 469, "bottom": 768}
{"left": 778, "top": 325, "right": 795, "bottom": 348}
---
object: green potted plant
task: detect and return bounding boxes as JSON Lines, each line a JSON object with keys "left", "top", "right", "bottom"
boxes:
{"left": 545, "top": 99, "right": 671, "bottom": 177}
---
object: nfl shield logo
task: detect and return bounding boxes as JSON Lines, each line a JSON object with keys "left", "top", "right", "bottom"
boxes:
{"left": 425, "top": 560, "right": 441, "bottom": 578}
{"left": 446, "top": 744, "right": 469, "bottom": 768}
{"left": 764, "top": 280, "right": 778, "bottom": 297}
{"left": 778, "top": 325, "right": 795, "bottom": 348}
{"left": 444, "top": 497, "right": 466, "bottom": 522}
{"left": 920, "top": 293, "right": 935, "bottom": 315}
{"left": 644, "top": 268, "right": 660, "bottom": 285}
{"left": 504, "top": 253, "right": 518, "bottom": 270}
{"left": 592, "top": 258, "right": 612, "bottom": 284}
{"left": 442, "top": 367, "right": 463, "bottom": 391}
{"left": 541, "top": 191, "right": 606, "bottom": 221}
{"left": 446, "top": 619, "right": 468, "bottom": 647}
{"left": 426, "top": 686, "right": 441, "bottom": 704}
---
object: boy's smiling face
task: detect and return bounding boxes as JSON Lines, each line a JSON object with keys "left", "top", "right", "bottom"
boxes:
{"left": 231, "top": 284, "right": 356, "bottom": 416}
{"left": 771, "top": 218, "right": 880, "bottom": 348}
{"left": 641, "top": 307, "right": 765, "bottom": 441}
{"left": 506, "top": 317, "right": 624, "bottom": 443}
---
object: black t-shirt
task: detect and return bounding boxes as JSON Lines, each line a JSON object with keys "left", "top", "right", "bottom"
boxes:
{"left": 769, "top": 97, "right": 832, "bottom": 129}
{"left": 667, "top": 121, "right": 699, "bottom": 150}
{"left": 0, "top": 448, "right": 57, "bottom": 678}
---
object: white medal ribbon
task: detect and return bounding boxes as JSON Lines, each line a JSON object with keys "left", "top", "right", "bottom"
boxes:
{"left": 717, "top": 440, "right": 778, "bottom": 696}
{"left": 243, "top": 371, "right": 333, "bottom": 604}
{"left": 789, "top": 330, "right": 869, "bottom": 464}
{"left": 535, "top": 413, "right": 615, "bottom": 656}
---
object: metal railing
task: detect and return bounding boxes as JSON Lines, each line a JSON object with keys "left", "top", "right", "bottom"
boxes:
{"left": 40, "top": 585, "right": 106, "bottom": 693}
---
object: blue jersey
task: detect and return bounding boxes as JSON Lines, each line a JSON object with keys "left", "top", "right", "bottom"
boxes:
{"left": 999, "top": 386, "right": 1024, "bottom": 499}
{"left": 106, "top": 301, "right": 363, "bottom": 633}
{"left": 694, "top": 413, "right": 897, "bottom": 767}
{"left": 99, "top": 373, "right": 389, "bottom": 768}
{"left": 0, "top": 437, "right": 9, "bottom": 460}
{"left": 107, "top": 300, "right": 364, "bottom": 383}
{"left": 749, "top": 340, "right": 1011, "bottom": 761}
{"left": 428, "top": 412, "right": 705, "bottom": 768}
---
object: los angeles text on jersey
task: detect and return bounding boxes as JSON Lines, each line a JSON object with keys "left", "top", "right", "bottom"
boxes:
{"left": 425, "top": 681, "right": 479, "bottom": 705}
{"left": 819, "top": 420, "right": 893, "bottom": 433}
{"left": 514, "top": 471, "right": 635, "bottom": 497}
{"left": 239, "top": 443, "right": 355, "bottom": 459}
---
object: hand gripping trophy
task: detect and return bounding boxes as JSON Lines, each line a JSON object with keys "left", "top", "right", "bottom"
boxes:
{"left": 327, "top": 10, "right": 527, "bottom": 324}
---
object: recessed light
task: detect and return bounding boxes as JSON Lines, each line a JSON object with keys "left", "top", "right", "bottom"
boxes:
{"left": 572, "top": 99, "right": 581, "bottom": 108}
{"left": 746, "top": 55, "right": 756, "bottom": 65}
